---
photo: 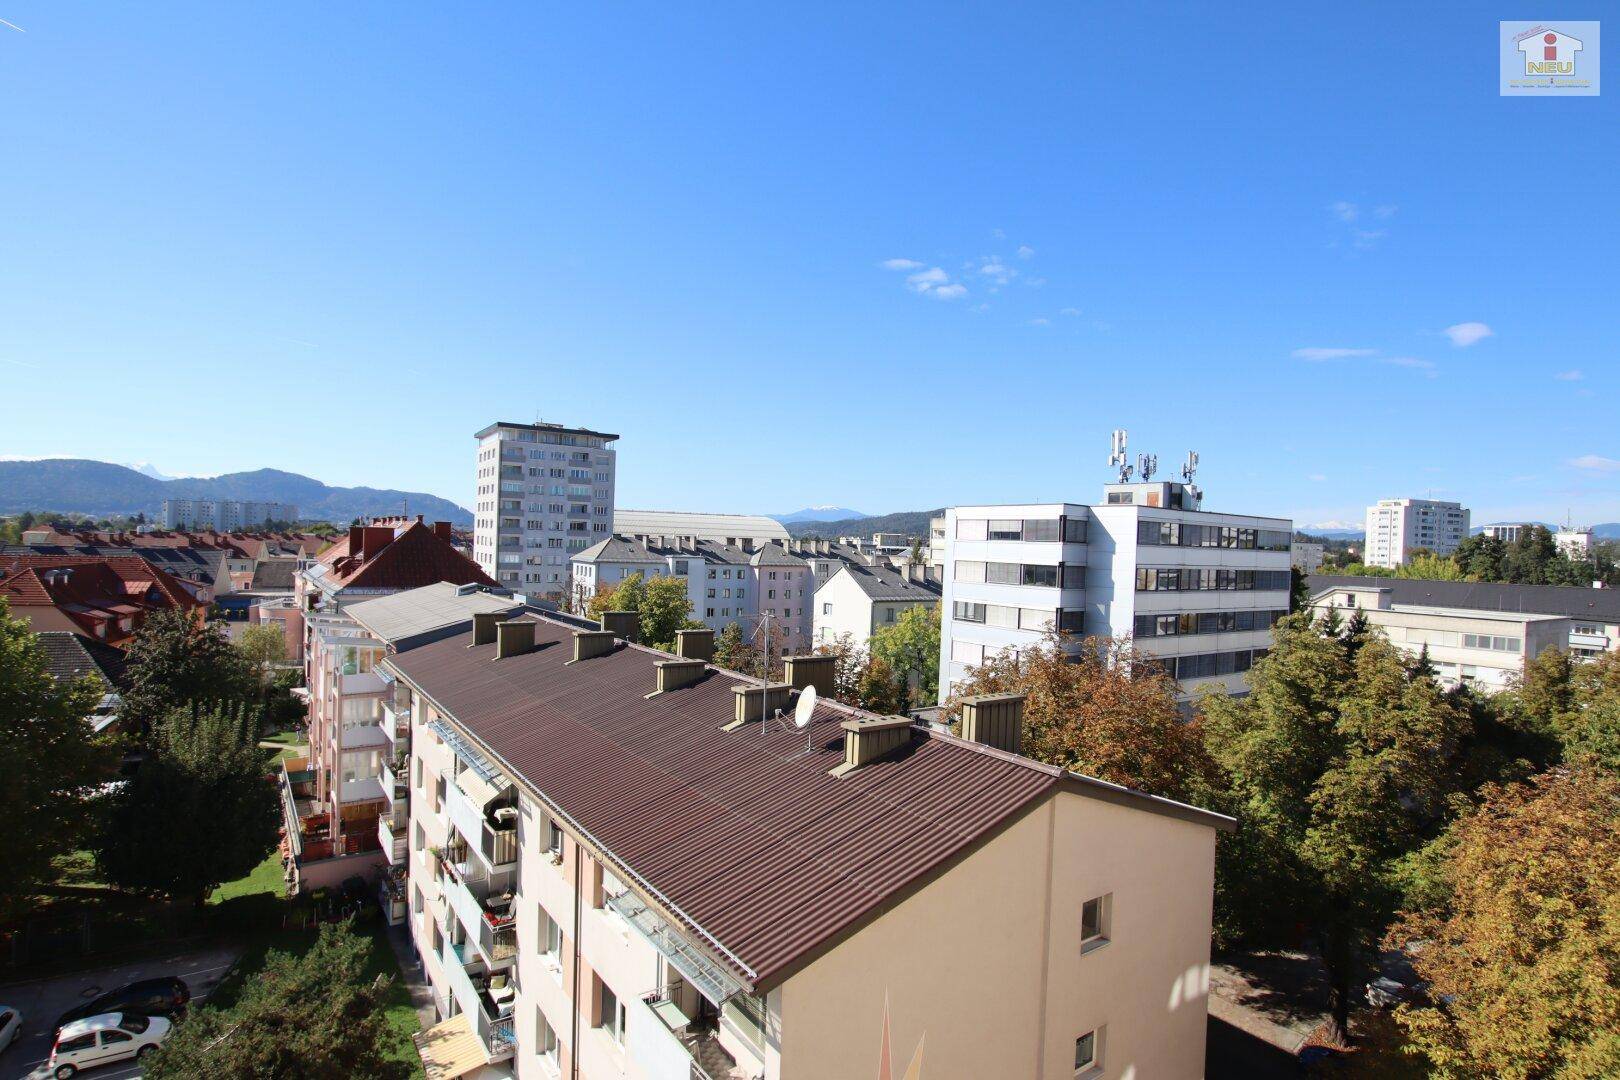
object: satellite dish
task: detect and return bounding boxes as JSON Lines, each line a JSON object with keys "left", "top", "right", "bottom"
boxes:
{"left": 794, "top": 685, "right": 817, "bottom": 729}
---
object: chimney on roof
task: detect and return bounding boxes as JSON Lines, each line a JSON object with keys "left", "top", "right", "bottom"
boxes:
{"left": 472, "top": 611, "right": 500, "bottom": 646}
{"left": 783, "top": 654, "right": 836, "bottom": 698}
{"left": 571, "top": 629, "right": 616, "bottom": 663}
{"left": 434, "top": 521, "right": 452, "bottom": 540}
{"left": 960, "top": 693, "right": 1025, "bottom": 754}
{"left": 651, "top": 659, "right": 707, "bottom": 695}
{"left": 496, "top": 619, "right": 535, "bottom": 659}
{"left": 361, "top": 525, "right": 393, "bottom": 559}
{"left": 831, "top": 715, "right": 915, "bottom": 777}
{"left": 599, "top": 610, "right": 640, "bottom": 643}
{"left": 729, "top": 683, "right": 793, "bottom": 727}
{"left": 348, "top": 525, "right": 364, "bottom": 552}
{"left": 674, "top": 628, "right": 715, "bottom": 661}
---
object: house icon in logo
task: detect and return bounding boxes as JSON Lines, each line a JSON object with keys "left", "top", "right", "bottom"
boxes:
{"left": 1518, "top": 29, "right": 1583, "bottom": 75}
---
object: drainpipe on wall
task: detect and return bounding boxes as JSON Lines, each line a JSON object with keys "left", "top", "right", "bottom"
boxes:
{"left": 571, "top": 839, "right": 582, "bottom": 1080}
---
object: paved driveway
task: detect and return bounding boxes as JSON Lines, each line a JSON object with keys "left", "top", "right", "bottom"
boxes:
{"left": 0, "top": 945, "right": 241, "bottom": 1079}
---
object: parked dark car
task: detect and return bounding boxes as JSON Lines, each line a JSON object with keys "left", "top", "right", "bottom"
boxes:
{"left": 55, "top": 977, "right": 189, "bottom": 1031}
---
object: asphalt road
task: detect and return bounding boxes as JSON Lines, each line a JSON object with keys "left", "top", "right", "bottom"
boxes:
{"left": 0, "top": 945, "right": 240, "bottom": 1080}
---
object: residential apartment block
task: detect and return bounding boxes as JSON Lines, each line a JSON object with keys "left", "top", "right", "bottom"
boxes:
{"left": 385, "top": 603, "right": 1233, "bottom": 1080}
{"left": 474, "top": 421, "right": 618, "bottom": 600}
{"left": 939, "top": 481, "right": 1293, "bottom": 702}
{"left": 1363, "top": 498, "right": 1470, "bottom": 568}
{"left": 283, "top": 519, "right": 497, "bottom": 891}
{"left": 570, "top": 536, "right": 815, "bottom": 654}
{"left": 160, "top": 498, "right": 298, "bottom": 530}
{"left": 812, "top": 562, "right": 941, "bottom": 648}
{"left": 613, "top": 510, "right": 788, "bottom": 546}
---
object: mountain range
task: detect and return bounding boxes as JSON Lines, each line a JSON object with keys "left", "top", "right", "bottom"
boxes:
{"left": 0, "top": 459, "right": 472, "bottom": 525}
{"left": 770, "top": 506, "right": 867, "bottom": 523}
{"left": 781, "top": 509, "right": 940, "bottom": 540}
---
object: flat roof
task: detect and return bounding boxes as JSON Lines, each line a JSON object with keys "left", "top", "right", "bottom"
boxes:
{"left": 388, "top": 612, "right": 1231, "bottom": 992}
{"left": 1311, "top": 575, "right": 1620, "bottom": 623}
{"left": 475, "top": 420, "right": 620, "bottom": 441}
{"left": 346, "top": 582, "right": 525, "bottom": 648}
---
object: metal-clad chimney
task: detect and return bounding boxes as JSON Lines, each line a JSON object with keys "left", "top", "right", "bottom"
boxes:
{"left": 570, "top": 630, "right": 616, "bottom": 663}
{"left": 496, "top": 620, "right": 535, "bottom": 659}
{"left": 960, "top": 693, "right": 1025, "bottom": 754}
{"left": 674, "top": 628, "right": 715, "bottom": 661}
{"left": 650, "top": 659, "right": 707, "bottom": 695}
{"left": 831, "top": 716, "right": 915, "bottom": 777}
{"left": 472, "top": 611, "right": 500, "bottom": 646}
{"left": 783, "top": 654, "right": 836, "bottom": 697}
{"left": 728, "top": 684, "right": 793, "bottom": 728}
{"left": 600, "top": 610, "right": 640, "bottom": 643}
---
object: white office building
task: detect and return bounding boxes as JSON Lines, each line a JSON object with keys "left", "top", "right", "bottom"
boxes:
{"left": 1363, "top": 498, "right": 1470, "bottom": 568}
{"left": 473, "top": 421, "right": 618, "bottom": 600}
{"left": 161, "top": 498, "right": 298, "bottom": 530}
{"left": 939, "top": 481, "right": 1293, "bottom": 702}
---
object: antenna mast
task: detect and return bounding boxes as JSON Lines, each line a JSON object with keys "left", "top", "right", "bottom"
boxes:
{"left": 1108, "top": 429, "right": 1133, "bottom": 484}
{"left": 1182, "top": 451, "right": 1201, "bottom": 508}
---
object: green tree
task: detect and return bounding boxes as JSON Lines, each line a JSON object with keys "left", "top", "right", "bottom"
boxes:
{"left": 1289, "top": 566, "right": 1311, "bottom": 613}
{"left": 1501, "top": 648, "right": 1620, "bottom": 773}
{"left": 0, "top": 599, "right": 118, "bottom": 917}
{"left": 236, "top": 623, "right": 288, "bottom": 686}
{"left": 121, "top": 609, "right": 253, "bottom": 738}
{"left": 94, "top": 703, "right": 280, "bottom": 905}
{"left": 144, "top": 920, "right": 409, "bottom": 1079}
{"left": 944, "top": 634, "right": 1212, "bottom": 802}
{"left": 1202, "top": 615, "right": 1473, "bottom": 1042}
{"left": 587, "top": 572, "right": 702, "bottom": 651}
{"left": 1396, "top": 553, "right": 1470, "bottom": 581}
{"left": 855, "top": 654, "right": 907, "bottom": 715}
{"left": 713, "top": 621, "right": 760, "bottom": 675}
{"left": 1388, "top": 767, "right": 1620, "bottom": 1078}
{"left": 868, "top": 605, "right": 941, "bottom": 709}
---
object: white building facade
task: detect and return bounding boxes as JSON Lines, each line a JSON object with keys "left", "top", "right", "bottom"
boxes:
{"left": 1364, "top": 498, "right": 1470, "bottom": 568}
{"left": 939, "top": 482, "right": 1293, "bottom": 702}
{"left": 474, "top": 422, "right": 618, "bottom": 600}
{"left": 161, "top": 498, "right": 298, "bottom": 530}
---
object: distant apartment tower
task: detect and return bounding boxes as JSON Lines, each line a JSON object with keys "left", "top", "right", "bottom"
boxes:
{"left": 161, "top": 498, "right": 298, "bottom": 530}
{"left": 473, "top": 421, "right": 618, "bottom": 599}
{"left": 1481, "top": 522, "right": 1533, "bottom": 544}
{"left": 939, "top": 479, "right": 1293, "bottom": 702}
{"left": 1363, "top": 498, "right": 1470, "bottom": 568}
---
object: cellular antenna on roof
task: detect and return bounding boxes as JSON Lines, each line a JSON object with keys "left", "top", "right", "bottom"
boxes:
{"left": 1108, "top": 429, "right": 1133, "bottom": 483}
{"left": 1137, "top": 453, "right": 1158, "bottom": 483}
{"left": 1182, "top": 450, "right": 1202, "bottom": 505}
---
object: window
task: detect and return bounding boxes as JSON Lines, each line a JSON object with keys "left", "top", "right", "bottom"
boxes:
{"left": 537, "top": 1008, "right": 560, "bottom": 1066}
{"left": 1074, "top": 1027, "right": 1104, "bottom": 1076}
{"left": 988, "top": 519, "right": 1023, "bottom": 541}
{"left": 545, "top": 815, "right": 563, "bottom": 859}
{"left": 1081, "top": 893, "right": 1112, "bottom": 953}
{"left": 1019, "top": 608, "right": 1054, "bottom": 631}
{"left": 986, "top": 561, "right": 1021, "bottom": 585}
{"left": 101, "top": 1030, "right": 133, "bottom": 1046}
{"left": 953, "top": 601, "right": 987, "bottom": 624}
{"left": 600, "top": 983, "right": 627, "bottom": 1046}
{"left": 1024, "top": 519, "right": 1060, "bottom": 543}
{"left": 956, "top": 518, "right": 988, "bottom": 541}
{"left": 600, "top": 869, "right": 627, "bottom": 909}
{"left": 1022, "top": 564, "right": 1059, "bottom": 587}
{"left": 822, "top": 602, "right": 831, "bottom": 615}
{"left": 57, "top": 1034, "right": 96, "bottom": 1054}
{"left": 541, "top": 908, "right": 563, "bottom": 969}
{"left": 952, "top": 641, "right": 985, "bottom": 665}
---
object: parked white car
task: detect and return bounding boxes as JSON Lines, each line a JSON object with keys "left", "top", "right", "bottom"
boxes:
{"left": 0, "top": 1004, "right": 20, "bottom": 1052}
{"left": 48, "top": 1012, "right": 170, "bottom": 1078}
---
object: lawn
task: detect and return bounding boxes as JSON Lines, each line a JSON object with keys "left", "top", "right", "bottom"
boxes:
{"left": 260, "top": 729, "right": 308, "bottom": 764}
{"left": 208, "top": 848, "right": 286, "bottom": 904}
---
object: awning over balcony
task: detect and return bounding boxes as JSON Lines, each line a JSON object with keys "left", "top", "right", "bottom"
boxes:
{"left": 607, "top": 890, "right": 749, "bottom": 1007}
{"left": 428, "top": 719, "right": 504, "bottom": 786}
{"left": 412, "top": 1012, "right": 485, "bottom": 1080}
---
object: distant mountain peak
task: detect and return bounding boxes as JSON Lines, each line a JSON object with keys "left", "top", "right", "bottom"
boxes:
{"left": 771, "top": 506, "right": 867, "bottom": 524}
{"left": 123, "top": 461, "right": 175, "bottom": 481}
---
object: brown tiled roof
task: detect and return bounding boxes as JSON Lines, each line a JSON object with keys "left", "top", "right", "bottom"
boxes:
{"left": 389, "top": 614, "right": 1230, "bottom": 990}
{"left": 2, "top": 555, "right": 206, "bottom": 611}
{"left": 34, "top": 631, "right": 130, "bottom": 690}
{"left": 318, "top": 520, "right": 496, "bottom": 591}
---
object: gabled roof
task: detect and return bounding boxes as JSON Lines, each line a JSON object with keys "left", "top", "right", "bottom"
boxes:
{"left": 748, "top": 542, "right": 807, "bottom": 568}
{"left": 836, "top": 563, "right": 943, "bottom": 602}
{"left": 34, "top": 631, "right": 130, "bottom": 691}
{"left": 388, "top": 612, "right": 1232, "bottom": 992}
{"left": 5, "top": 544, "right": 224, "bottom": 586}
{"left": 1310, "top": 574, "right": 1620, "bottom": 623}
{"left": 315, "top": 520, "right": 496, "bottom": 592}
{"left": 249, "top": 559, "right": 298, "bottom": 591}
{"left": 2, "top": 554, "right": 206, "bottom": 610}
{"left": 573, "top": 537, "right": 663, "bottom": 565}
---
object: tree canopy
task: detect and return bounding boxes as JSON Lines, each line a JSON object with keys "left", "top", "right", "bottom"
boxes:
{"left": 867, "top": 604, "right": 940, "bottom": 709}
{"left": 944, "top": 633, "right": 1211, "bottom": 802}
{"left": 144, "top": 920, "right": 410, "bottom": 1079}
{"left": 121, "top": 609, "right": 254, "bottom": 737}
{"left": 94, "top": 702, "right": 280, "bottom": 905}
{"left": 586, "top": 571, "right": 702, "bottom": 651}
{"left": 0, "top": 598, "right": 118, "bottom": 917}
{"left": 1387, "top": 767, "right": 1620, "bottom": 1078}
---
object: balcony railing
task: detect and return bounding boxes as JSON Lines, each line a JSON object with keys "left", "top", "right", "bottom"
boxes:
{"left": 378, "top": 814, "right": 407, "bottom": 865}
{"left": 640, "top": 991, "right": 731, "bottom": 1080}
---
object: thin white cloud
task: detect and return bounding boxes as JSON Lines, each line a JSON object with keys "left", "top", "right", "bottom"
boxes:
{"left": 1352, "top": 229, "right": 1387, "bottom": 249}
{"left": 1292, "top": 347, "right": 1377, "bottom": 361}
{"left": 931, "top": 284, "right": 967, "bottom": 301}
{"left": 979, "top": 259, "right": 1016, "bottom": 285}
{"left": 1309, "top": 519, "right": 1361, "bottom": 531}
{"left": 1444, "top": 322, "right": 1493, "bottom": 347}
{"left": 990, "top": 228, "right": 1006, "bottom": 239}
{"left": 1379, "top": 356, "right": 1435, "bottom": 369}
{"left": 1, "top": 357, "right": 40, "bottom": 368}
{"left": 1555, "top": 369, "right": 1584, "bottom": 381}
{"left": 1059, "top": 307, "right": 1081, "bottom": 317}
{"left": 881, "top": 258, "right": 923, "bottom": 271}
{"left": 1373, "top": 204, "right": 1398, "bottom": 219}
{"left": 906, "top": 267, "right": 948, "bottom": 293}
{"left": 1308, "top": 474, "right": 1328, "bottom": 482}
{"left": 0, "top": 17, "right": 25, "bottom": 32}
{"left": 1330, "top": 201, "right": 1359, "bottom": 223}
{"left": 1028, "top": 317, "right": 1050, "bottom": 327}
{"left": 1017, "top": 245, "right": 1035, "bottom": 259}
{"left": 1570, "top": 454, "right": 1620, "bottom": 473}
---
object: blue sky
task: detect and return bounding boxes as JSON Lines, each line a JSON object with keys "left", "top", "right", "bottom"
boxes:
{"left": 1, "top": 4, "right": 1615, "bottom": 528}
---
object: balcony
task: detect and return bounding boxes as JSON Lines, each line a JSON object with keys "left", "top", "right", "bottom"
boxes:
{"left": 1570, "top": 631, "right": 1610, "bottom": 651}
{"left": 378, "top": 813, "right": 407, "bottom": 865}
{"left": 338, "top": 670, "right": 387, "bottom": 697}
{"left": 439, "top": 934, "right": 515, "bottom": 1062}
{"left": 440, "top": 859, "right": 517, "bottom": 968}
{"left": 380, "top": 758, "right": 408, "bottom": 805}
{"left": 381, "top": 701, "right": 411, "bottom": 744}
{"left": 637, "top": 991, "right": 749, "bottom": 1080}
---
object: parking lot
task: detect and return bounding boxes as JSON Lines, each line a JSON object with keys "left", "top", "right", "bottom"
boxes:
{"left": 0, "top": 945, "right": 241, "bottom": 1079}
